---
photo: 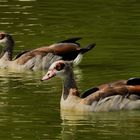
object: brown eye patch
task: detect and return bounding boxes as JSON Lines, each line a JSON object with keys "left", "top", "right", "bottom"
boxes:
{"left": 0, "top": 33, "right": 6, "bottom": 40}
{"left": 55, "top": 62, "right": 65, "bottom": 71}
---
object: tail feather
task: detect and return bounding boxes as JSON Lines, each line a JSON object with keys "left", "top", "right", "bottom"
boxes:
{"left": 80, "top": 43, "right": 96, "bottom": 54}
{"left": 73, "top": 53, "right": 83, "bottom": 65}
{"left": 58, "top": 37, "right": 82, "bottom": 45}
{"left": 127, "top": 78, "right": 140, "bottom": 85}
{"left": 73, "top": 43, "right": 96, "bottom": 65}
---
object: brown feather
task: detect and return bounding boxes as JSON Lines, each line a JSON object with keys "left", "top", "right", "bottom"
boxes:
{"left": 127, "top": 85, "right": 140, "bottom": 94}
{"left": 83, "top": 80, "right": 140, "bottom": 105}
{"left": 16, "top": 50, "right": 46, "bottom": 65}
{"left": 16, "top": 43, "right": 79, "bottom": 65}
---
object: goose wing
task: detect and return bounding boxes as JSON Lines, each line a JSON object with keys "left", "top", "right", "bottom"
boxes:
{"left": 82, "top": 79, "right": 140, "bottom": 105}
{"left": 14, "top": 50, "right": 30, "bottom": 60}
{"left": 15, "top": 38, "right": 95, "bottom": 66}
{"left": 15, "top": 43, "right": 80, "bottom": 65}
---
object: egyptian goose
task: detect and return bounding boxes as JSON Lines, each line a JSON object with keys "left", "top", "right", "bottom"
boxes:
{"left": 0, "top": 32, "right": 95, "bottom": 71}
{"left": 41, "top": 60, "right": 140, "bottom": 112}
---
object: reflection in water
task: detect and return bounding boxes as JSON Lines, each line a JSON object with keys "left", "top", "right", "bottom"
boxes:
{"left": 0, "top": 68, "right": 50, "bottom": 139}
{"left": 0, "top": 0, "right": 140, "bottom": 139}
{"left": 60, "top": 110, "right": 140, "bottom": 140}
{"left": 61, "top": 109, "right": 93, "bottom": 121}
{"left": 0, "top": 0, "right": 42, "bottom": 45}
{"left": 18, "top": 0, "right": 37, "bottom": 1}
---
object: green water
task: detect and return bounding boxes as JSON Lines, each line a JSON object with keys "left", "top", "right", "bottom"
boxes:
{"left": 0, "top": 0, "right": 140, "bottom": 139}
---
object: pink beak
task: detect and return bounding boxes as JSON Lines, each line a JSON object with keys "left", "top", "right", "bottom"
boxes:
{"left": 41, "top": 70, "right": 56, "bottom": 81}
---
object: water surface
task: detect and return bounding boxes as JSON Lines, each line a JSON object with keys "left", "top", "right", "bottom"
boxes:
{"left": 0, "top": 0, "right": 140, "bottom": 139}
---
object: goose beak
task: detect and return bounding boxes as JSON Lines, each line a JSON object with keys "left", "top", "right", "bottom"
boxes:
{"left": 41, "top": 70, "right": 56, "bottom": 81}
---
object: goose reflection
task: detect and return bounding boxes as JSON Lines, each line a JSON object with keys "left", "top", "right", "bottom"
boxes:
{"left": 60, "top": 111, "right": 140, "bottom": 140}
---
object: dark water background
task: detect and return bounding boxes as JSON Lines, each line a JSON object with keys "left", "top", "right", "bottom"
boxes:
{"left": 0, "top": 0, "right": 140, "bottom": 139}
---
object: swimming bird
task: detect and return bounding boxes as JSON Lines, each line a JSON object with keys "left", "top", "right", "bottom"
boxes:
{"left": 41, "top": 60, "right": 140, "bottom": 112}
{"left": 0, "top": 32, "right": 95, "bottom": 71}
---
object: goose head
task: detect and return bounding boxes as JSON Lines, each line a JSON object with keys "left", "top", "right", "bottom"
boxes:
{"left": 0, "top": 32, "right": 7, "bottom": 47}
{"left": 0, "top": 32, "right": 14, "bottom": 48}
{"left": 0, "top": 32, "right": 15, "bottom": 60}
{"left": 42, "top": 60, "right": 72, "bottom": 81}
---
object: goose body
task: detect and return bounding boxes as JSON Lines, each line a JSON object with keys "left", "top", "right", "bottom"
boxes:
{"left": 0, "top": 32, "right": 95, "bottom": 71}
{"left": 42, "top": 60, "right": 140, "bottom": 112}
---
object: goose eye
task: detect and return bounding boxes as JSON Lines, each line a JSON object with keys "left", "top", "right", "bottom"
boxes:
{"left": 0, "top": 33, "right": 6, "bottom": 40}
{"left": 55, "top": 63, "right": 65, "bottom": 71}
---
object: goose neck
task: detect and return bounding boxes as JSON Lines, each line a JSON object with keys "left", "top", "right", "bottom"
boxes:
{"left": 62, "top": 67, "right": 79, "bottom": 100}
